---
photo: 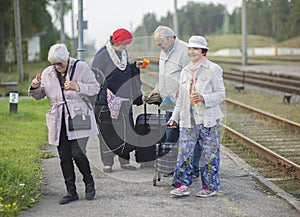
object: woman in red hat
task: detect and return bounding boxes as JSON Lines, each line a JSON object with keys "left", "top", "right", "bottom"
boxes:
{"left": 92, "top": 28, "right": 143, "bottom": 173}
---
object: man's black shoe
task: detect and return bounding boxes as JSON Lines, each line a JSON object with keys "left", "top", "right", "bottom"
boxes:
{"left": 85, "top": 182, "right": 96, "bottom": 200}
{"left": 59, "top": 193, "right": 79, "bottom": 204}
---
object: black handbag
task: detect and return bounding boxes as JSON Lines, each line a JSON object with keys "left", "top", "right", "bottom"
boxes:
{"left": 60, "top": 60, "right": 92, "bottom": 131}
{"left": 68, "top": 114, "right": 91, "bottom": 131}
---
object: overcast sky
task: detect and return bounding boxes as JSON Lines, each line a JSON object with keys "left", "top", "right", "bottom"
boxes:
{"left": 57, "top": 0, "right": 242, "bottom": 46}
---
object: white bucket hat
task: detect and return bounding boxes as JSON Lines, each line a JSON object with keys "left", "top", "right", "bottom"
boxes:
{"left": 187, "top": 36, "right": 209, "bottom": 49}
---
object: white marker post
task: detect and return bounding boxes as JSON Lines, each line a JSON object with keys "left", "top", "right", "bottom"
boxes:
{"left": 9, "top": 89, "right": 18, "bottom": 112}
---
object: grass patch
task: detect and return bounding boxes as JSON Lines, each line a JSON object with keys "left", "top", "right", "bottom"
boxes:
{"left": 207, "top": 34, "right": 278, "bottom": 52}
{"left": 0, "top": 61, "right": 48, "bottom": 97}
{"left": 0, "top": 98, "right": 50, "bottom": 216}
{"left": 278, "top": 36, "right": 300, "bottom": 48}
{"left": 273, "top": 179, "right": 300, "bottom": 198}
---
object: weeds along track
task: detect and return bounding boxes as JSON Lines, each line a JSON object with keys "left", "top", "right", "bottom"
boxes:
{"left": 141, "top": 70, "right": 300, "bottom": 198}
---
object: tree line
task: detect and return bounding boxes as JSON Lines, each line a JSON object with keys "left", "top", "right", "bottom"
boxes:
{"left": 134, "top": 0, "right": 300, "bottom": 42}
{"left": 1, "top": 0, "right": 299, "bottom": 67}
{"left": 0, "top": 0, "right": 62, "bottom": 67}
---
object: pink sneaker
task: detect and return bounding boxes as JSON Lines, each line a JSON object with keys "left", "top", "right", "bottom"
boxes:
{"left": 196, "top": 187, "right": 216, "bottom": 197}
{"left": 170, "top": 185, "right": 190, "bottom": 197}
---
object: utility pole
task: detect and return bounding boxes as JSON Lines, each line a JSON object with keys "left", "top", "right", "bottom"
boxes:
{"left": 77, "top": 0, "right": 85, "bottom": 60}
{"left": 223, "top": 6, "right": 229, "bottom": 35}
{"left": 71, "top": 0, "right": 76, "bottom": 56}
{"left": 242, "top": 0, "right": 248, "bottom": 67}
{"left": 173, "top": 0, "right": 178, "bottom": 35}
{"left": 14, "top": 0, "right": 23, "bottom": 82}
{"left": 60, "top": 0, "right": 65, "bottom": 43}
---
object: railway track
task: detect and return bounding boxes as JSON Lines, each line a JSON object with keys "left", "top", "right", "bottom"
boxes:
{"left": 222, "top": 98, "right": 300, "bottom": 179}
{"left": 141, "top": 71, "right": 300, "bottom": 198}
{"left": 223, "top": 70, "right": 300, "bottom": 95}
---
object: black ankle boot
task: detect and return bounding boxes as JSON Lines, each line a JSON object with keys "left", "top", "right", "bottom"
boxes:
{"left": 85, "top": 182, "right": 95, "bottom": 200}
{"left": 59, "top": 192, "right": 79, "bottom": 204}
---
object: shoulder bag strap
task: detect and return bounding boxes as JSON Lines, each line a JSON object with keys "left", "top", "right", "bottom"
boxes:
{"left": 69, "top": 59, "right": 92, "bottom": 111}
{"left": 59, "top": 79, "right": 71, "bottom": 117}
{"left": 60, "top": 59, "right": 80, "bottom": 117}
{"left": 70, "top": 59, "right": 80, "bottom": 81}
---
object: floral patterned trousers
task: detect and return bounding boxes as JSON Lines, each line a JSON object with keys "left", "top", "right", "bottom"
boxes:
{"left": 172, "top": 121, "right": 220, "bottom": 192}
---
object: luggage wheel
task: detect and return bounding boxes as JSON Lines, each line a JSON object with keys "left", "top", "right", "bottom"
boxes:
{"left": 153, "top": 173, "right": 157, "bottom": 186}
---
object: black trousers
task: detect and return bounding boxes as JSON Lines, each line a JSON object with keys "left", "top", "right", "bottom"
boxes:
{"left": 57, "top": 118, "right": 94, "bottom": 193}
{"left": 95, "top": 103, "right": 136, "bottom": 167}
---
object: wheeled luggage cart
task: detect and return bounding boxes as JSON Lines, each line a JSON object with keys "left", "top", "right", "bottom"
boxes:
{"left": 134, "top": 103, "right": 178, "bottom": 186}
{"left": 153, "top": 142, "right": 178, "bottom": 186}
{"left": 135, "top": 104, "right": 166, "bottom": 163}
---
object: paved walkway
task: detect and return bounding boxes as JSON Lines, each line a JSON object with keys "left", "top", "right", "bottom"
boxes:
{"left": 18, "top": 105, "right": 300, "bottom": 217}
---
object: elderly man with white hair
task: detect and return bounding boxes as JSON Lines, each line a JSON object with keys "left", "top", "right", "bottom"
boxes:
{"left": 137, "top": 25, "right": 189, "bottom": 168}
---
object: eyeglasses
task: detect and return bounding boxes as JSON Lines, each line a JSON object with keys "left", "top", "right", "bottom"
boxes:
{"left": 52, "top": 62, "right": 64, "bottom": 67}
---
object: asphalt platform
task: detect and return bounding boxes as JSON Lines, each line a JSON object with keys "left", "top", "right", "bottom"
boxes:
{"left": 16, "top": 64, "right": 300, "bottom": 217}
{"left": 17, "top": 103, "right": 300, "bottom": 217}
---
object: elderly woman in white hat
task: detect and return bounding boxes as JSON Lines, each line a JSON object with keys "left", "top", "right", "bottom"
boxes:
{"left": 167, "top": 35, "right": 225, "bottom": 197}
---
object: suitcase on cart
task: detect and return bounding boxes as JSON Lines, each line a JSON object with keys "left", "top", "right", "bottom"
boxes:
{"left": 135, "top": 104, "right": 167, "bottom": 163}
{"left": 153, "top": 142, "right": 178, "bottom": 186}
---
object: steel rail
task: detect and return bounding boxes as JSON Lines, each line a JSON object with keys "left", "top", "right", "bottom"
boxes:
{"left": 223, "top": 74, "right": 300, "bottom": 95}
{"left": 224, "top": 70, "right": 300, "bottom": 86}
{"left": 224, "top": 98, "right": 300, "bottom": 132}
{"left": 220, "top": 123, "right": 300, "bottom": 179}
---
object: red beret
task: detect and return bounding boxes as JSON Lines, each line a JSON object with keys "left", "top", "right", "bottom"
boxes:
{"left": 112, "top": 28, "right": 133, "bottom": 45}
